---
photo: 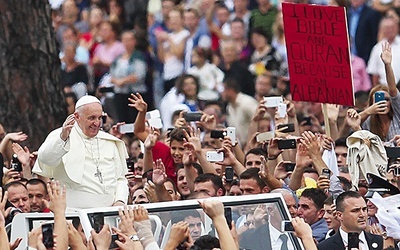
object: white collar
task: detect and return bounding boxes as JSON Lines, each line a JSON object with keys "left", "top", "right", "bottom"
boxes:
{"left": 268, "top": 223, "right": 282, "bottom": 241}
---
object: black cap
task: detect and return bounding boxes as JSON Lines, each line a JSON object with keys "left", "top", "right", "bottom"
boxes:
{"left": 365, "top": 173, "right": 400, "bottom": 198}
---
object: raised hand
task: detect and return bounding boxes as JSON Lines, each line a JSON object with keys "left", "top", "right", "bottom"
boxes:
{"left": 291, "top": 217, "right": 313, "bottom": 240}
{"left": 0, "top": 188, "right": 12, "bottom": 222}
{"left": 317, "top": 175, "right": 330, "bottom": 190}
{"left": 143, "top": 181, "right": 158, "bottom": 202}
{"left": 60, "top": 114, "right": 75, "bottom": 141}
{"left": 174, "top": 111, "right": 188, "bottom": 128}
{"left": 216, "top": 146, "right": 237, "bottom": 166}
{"left": 301, "top": 131, "right": 322, "bottom": 159}
{"left": 198, "top": 199, "right": 224, "bottom": 219}
{"left": 324, "top": 104, "right": 340, "bottom": 122}
{"left": 168, "top": 221, "right": 190, "bottom": 245}
{"left": 320, "top": 135, "right": 334, "bottom": 151}
{"left": 133, "top": 206, "right": 149, "bottom": 221}
{"left": 144, "top": 130, "right": 160, "bottom": 150}
{"left": 183, "top": 127, "right": 202, "bottom": 153}
{"left": 2, "top": 169, "right": 21, "bottom": 184}
{"left": 91, "top": 224, "right": 112, "bottom": 250}
{"left": 152, "top": 159, "right": 167, "bottom": 186}
{"left": 182, "top": 145, "right": 196, "bottom": 167}
{"left": 365, "top": 101, "right": 388, "bottom": 116}
{"left": 110, "top": 122, "right": 125, "bottom": 138}
{"left": 295, "top": 143, "right": 312, "bottom": 169}
{"left": 128, "top": 93, "right": 148, "bottom": 112}
{"left": 345, "top": 109, "right": 362, "bottom": 130}
{"left": 118, "top": 206, "right": 136, "bottom": 236}
{"left": 286, "top": 100, "right": 296, "bottom": 118}
{"left": 274, "top": 161, "right": 292, "bottom": 179}
{"left": 253, "top": 204, "right": 268, "bottom": 227}
{"left": 268, "top": 138, "right": 283, "bottom": 159}
{"left": 12, "top": 143, "right": 31, "bottom": 166}
{"left": 258, "top": 156, "right": 269, "bottom": 180}
{"left": 381, "top": 41, "right": 392, "bottom": 65}
{"left": 4, "top": 131, "right": 28, "bottom": 142}
{"left": 196, "top": 113, "right": 216, "bottom": 131}
{"left": 252, "top": 99, "right": 268, "bottom": 122}
{"left": 44, "top": 180, "right": 66, "bottom": 215}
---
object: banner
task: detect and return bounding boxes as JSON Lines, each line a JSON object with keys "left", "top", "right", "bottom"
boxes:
{"left": 282, "top": 3, "right": 354, "bottom": 106}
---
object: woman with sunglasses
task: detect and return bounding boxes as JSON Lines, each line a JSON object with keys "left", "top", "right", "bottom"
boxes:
{"left": 360, "top": 42, "right": 400, "bottom": 142}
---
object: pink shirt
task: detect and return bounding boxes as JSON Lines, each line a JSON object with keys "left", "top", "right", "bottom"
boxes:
{"left": 93, "top": 41, "right": 125, "bottom": 65}
{"left": 352, "top": 55, "right": 372, "bottom": 93}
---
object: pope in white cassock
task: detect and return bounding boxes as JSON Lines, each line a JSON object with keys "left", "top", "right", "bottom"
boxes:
{"left": 33, "top": 95, "right": 128, "bottom": 208}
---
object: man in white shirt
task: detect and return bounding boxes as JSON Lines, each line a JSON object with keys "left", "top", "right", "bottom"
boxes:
{"left": 221, "top": 78, "right": 258, "bottom": 146}
{"left": 367, "top": 17, "right": 400, "bottom": 86}
{"left": 33, "top": 95, "right": 128, "bottom": 209}
{"left": 318, "top": 191, "right": 383, "bottom": 250}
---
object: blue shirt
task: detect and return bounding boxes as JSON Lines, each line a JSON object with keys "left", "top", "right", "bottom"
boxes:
{"left": 311, "top": 218, "right": 329, "bottom": 243}
{"left": 349, "top": 4, "right": 365, "bottom": 55}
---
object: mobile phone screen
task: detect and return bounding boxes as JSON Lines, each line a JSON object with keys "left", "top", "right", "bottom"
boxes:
{"left": 224, "top": 207, "right": 232, "bottom": 229}
{"left": 42, "top": 224, "right": 54, "bottom": 248}
{"left": 225, "top": 167, "right": 234, "bottom": 182}
{"left": 91, "top": 212, "right": 104, "bottom": 233}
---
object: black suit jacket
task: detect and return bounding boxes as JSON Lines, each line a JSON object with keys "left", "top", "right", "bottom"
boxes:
{"left": 317, "top": 231, "right": 383, "bottom": 250}
{"left": 347, "top": 5, "right": 382, "bottom": 64}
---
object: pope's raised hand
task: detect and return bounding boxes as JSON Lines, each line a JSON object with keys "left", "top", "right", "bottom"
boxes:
{"left": 60, "top": 114, "right": 75, "bottom": 141}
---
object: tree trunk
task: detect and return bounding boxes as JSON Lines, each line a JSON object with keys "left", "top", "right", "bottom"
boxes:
{"left": 0, "top": 0, "right": 67, "bottom": 150}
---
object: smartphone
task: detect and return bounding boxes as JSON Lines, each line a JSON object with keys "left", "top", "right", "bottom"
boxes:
{"left": 110, "top": 234, "right": 119, "bottom": 249}
{"left": 277, "top": 123, "right": 295, "bottom": 133}
{"left": 225, "top": 166, "right": 234, "bottom": 182}
{"left": 126, "top": 159, "right": 135, "bottom": 172}
{"left": 348, "top": 232, "right": 359, "bottom": 249}
{"left": 102, "top": 114, "right": 107, "bottom": 125}
{"left": 210, "top": 130, "right": 225, "bottom": 139}
{"left": 148, "top": 117, "right": 163, "bottom": 129}
{"left": 281, "top": 220, "right": 295, "bottom": 232}
{"left": 183, "top": 111, "right": 203, "bottom": 122}
{"left": 147, "top": 171, "right": 153, "bottom": 182}
{"left": 91, "top": 212, "right": 104, "bottom": 233}
{"left": 146, "top": 109, "right": 161, "bottom": 119}
{"left": 206, "top": 151, "right": 224, "bottom": 162}
{"left": 224, "top": 207, "right": 232, "bottom": 230}
{"left": 11, "top": 154, "right": 22, "bottom": 172}
{"left": 277, "top": 103, "right": 287, "bottom": 118}
{"left": 278, "top": 139, "right": 297, "bottom": 150}
{"left": 227, "top": 127, "right": 236, "bottom": 144}
{"left": 394, "top": 166, "right": 400, "bottom": 177}
{"left": 264, "top": 96, "right": 283, "bottom": 108}
{"left": 284, "top": 163, "right": 296, "bottom": 172}
{"left": 42, "top": 223, "right": 54, "bottom": 248}
{"left": 256, "top": 131, "right": 275, "bottom": 142}
{"left": 322, "top": 168, "right": 331, "bottom": 179}
{"left": 119, "top": 123, "right": 135, "bottom": 134}
{"left": 385, "top": 147, "right": 400, "bottom": 159}
{"left": 374, "top": 91, "right": 385, "bottom": 103}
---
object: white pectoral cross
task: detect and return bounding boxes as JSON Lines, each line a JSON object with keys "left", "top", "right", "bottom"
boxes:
{"left": 95, "top": 167, "right": 103, "bottom": 184}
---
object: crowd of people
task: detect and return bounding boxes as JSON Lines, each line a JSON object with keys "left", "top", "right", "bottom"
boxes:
{"left": 1, "top": 0, "right": 400, "bottom": 249}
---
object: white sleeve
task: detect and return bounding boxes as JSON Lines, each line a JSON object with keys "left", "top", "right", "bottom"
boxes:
{"left": 37, "top": 129, "right": 69, "bottom": 167}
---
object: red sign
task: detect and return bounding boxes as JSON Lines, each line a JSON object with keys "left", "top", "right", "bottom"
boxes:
{"left": 282, "top": 3, "right": 354, "bottom": 106}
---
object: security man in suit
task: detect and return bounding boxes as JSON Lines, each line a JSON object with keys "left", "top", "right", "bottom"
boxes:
{"left": 318, "top": 191, "right": 383, "bottom": 250}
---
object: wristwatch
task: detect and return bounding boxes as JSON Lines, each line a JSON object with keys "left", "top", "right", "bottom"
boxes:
{"left": 129, "top": 234, "right": 140, "bottom": 242}
{"left": 382, "top": 231, "right": 388, "bottom": 240}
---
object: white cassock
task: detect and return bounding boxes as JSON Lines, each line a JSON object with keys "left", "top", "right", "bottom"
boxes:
{"left": 33, "top": 124, "right": 128, "bottom": 209}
